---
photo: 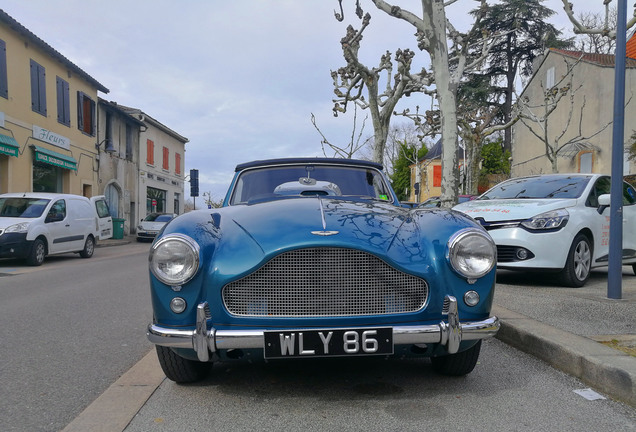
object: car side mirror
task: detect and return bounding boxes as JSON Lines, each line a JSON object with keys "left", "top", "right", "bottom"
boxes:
{"left": 597, "top": 194, "right": 611, "bottom": 214}
{"left": 46, "top": 213, "right": 64, "bottom": 223}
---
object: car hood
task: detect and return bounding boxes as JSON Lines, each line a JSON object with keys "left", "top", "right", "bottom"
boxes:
{"left": 0, "top": 217, "right": 34, "bottom": 229}
{"left": 453, "top": 198, "right": 578, "bottom": 222}
{"left": 164, "top": 197, "right": 477, "bottom": 279}
{"left": 139, "top": 221, "right": 166, "bottom": 230}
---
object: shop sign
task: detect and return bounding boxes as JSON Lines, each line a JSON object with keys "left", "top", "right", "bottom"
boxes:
{"left": 0, "top": 134, "right": 18, "bottom": 157}
{"left": 33, "top": 126, "right": 70, "bottom": 150}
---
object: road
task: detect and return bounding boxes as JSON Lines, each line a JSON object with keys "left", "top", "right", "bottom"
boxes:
{"left": 0, "top": 242, "right": 154, "bottom": 432}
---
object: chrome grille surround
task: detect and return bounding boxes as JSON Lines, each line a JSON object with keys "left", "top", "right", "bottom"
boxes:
{"left": 222, "top": 248, "right": 428, "bottom": 317}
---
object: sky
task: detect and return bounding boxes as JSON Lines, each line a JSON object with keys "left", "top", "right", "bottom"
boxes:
{"left": 1, "top": 0, "right": 618, "bottom": 203}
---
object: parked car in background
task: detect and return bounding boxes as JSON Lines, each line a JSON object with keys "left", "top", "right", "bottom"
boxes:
{"left": 454, "top": 174, "right": 636, "bottom": 287}
{"left": 418, "top": 194, "right": 476, "bottom": 208}
{"left": 136, "top": 213, "right": 177, "bottom": 242}
{"left": 0, "top": 193, "right": 103, "bottom": 266}
{"left": 146, "top": 158, "right": 499, "bottom": 383}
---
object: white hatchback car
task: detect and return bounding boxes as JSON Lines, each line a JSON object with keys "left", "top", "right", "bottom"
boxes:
{"left": 136, "top": 213, "right": 176, "bottom": 242}
{"left": 454, "top": 174, "right": 636, "bottom": 287}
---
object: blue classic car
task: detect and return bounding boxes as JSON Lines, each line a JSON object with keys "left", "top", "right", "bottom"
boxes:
{"left": 147, "top": 158, "right": 500, "bottom": 383}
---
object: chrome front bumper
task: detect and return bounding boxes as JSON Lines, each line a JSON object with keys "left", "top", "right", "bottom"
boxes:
{"left": 147, "top": 296, "right": 500, "bottom": 362}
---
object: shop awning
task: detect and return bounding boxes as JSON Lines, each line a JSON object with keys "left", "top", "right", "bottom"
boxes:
{"left": 31, "top": 145, "right": 77, "bottom": 170}
{"left": 0, "top": 134, "right": 19, "bottom": 157}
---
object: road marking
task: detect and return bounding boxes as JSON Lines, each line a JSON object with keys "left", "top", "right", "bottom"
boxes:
{"left": 61, "top": 349, "right": 165, "bottom": 432}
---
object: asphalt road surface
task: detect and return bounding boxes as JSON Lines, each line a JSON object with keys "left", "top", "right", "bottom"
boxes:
{"left": 0, "top": 242, "right": 153, "bottom": 432}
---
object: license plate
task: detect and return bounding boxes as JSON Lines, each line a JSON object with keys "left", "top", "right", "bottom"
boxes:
{"left": 263, "top": 327, "right": 393, "bottom": 359}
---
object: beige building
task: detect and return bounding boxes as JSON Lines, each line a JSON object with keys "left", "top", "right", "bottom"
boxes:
{"left": 408, "top": 139, "right": 466, "bottom": 202}
{"left": 120, "top": 106, "right": 188, "bottom": 221}
{"left": 511, "top": 48, "right": 636, "bottom": 177}
{"left": 0, "top": 9, "right": 109, "bottom": 196}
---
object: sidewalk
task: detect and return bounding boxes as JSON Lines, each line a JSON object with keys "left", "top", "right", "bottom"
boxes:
{"left": 96, "top": 235, "right": 134, "bottom": 248}
{"left": 493, "top": 268, "right": 636, "bottom": 406}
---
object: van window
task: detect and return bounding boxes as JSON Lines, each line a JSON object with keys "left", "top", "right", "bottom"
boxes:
{"left": 94, "top": 199, "right": 110, "bottom": 218}
{"left": 47, "top": 200, "right": 66, "bottom": 221}
{"left": 0, "top": 198, "right": 50, "bottom": 218}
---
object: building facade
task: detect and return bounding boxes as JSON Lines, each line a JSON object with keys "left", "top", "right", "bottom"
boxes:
{"left": 0, "top": 10, "right": 108, "bottom": 196}
{"left": 122, "top": 106, "right": 188, "bottom": 221}
{"left": 511, "top": 48, "right": 636, "bottom": 177}
{"left": 96, "top": 99, "right": 145, "bottom": 235}
{"left": 0, "top": 10, "right": 189, "bottom": 236}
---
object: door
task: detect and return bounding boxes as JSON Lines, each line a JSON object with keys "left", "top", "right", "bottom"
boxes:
{"left": 44, "top": 199, "right": 81, "bottom": 253}
{"left": 91, "top": 196, "right": 113, "bottom": 240}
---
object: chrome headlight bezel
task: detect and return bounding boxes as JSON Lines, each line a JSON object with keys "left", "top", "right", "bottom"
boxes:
{"left": 149, "top": 234, "right": 200, "bottom": 286}
{"left": 447, "top": 228, "right": 496, "bottom": 279}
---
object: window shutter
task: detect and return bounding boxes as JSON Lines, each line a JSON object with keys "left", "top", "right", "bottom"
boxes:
{"left": 30, "top": 60, "right": 38, "bottom": 111}
{"left": 147, "top": 139, "right": 154, "bottom": 165}
{"left": 433, "top": 165, "right": 442, "bottom": 187}
{"left": 163, "top": 147, "right": 169, "bottom": 170}
{"left": 175, "top": 153, "right": 181, "bottom": 174}
{"left": 77, "top": 91, "right": 84, "bottom": 131}
{"left": 0, "top": 39, "right": 7, "bottom": 99}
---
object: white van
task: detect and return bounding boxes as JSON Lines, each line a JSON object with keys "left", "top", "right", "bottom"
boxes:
{"left": 0, "top": 193, "right": 108, "bottom": 266}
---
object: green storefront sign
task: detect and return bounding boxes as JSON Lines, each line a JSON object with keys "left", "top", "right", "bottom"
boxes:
{"left": 0, "top": 134, "right": 19, "bottom": 157}
{"left": 32, "top": 145, "right": 77, "bottom": 170}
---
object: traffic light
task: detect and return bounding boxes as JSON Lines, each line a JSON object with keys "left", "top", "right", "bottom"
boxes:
{"left": 190, "top": 169, "right": 199, "bottom": 197}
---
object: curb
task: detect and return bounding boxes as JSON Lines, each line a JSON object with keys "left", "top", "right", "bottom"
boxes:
{"left": 61, "top": 349, "right": 163, "bottom": 432}
{"left": 493, "top": 305, "right": 636, "bottom": 407}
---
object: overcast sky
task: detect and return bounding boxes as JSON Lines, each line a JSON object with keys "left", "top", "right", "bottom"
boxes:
{"left": 2, "top": 0, "right": 618, "bottom": 202}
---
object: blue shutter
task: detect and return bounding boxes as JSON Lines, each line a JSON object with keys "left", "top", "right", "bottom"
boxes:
{"left": 56, "top": 77, "right": 63, "bottom": 123}
{"left": 77, "top": 91, "right": 84, "bottom": 131}
{"left": 0, "top": 39, "right": 7, "bottom": 99}
{"left": 30, "top": 60, "right": 46, "bottom": 115}
{"left": 56, "top": 77, "right": 70, "bottom": 126}
{"left": 30, "top": 60, "right": 38, "bottom": 111}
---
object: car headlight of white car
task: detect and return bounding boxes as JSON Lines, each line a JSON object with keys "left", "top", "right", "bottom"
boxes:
{"left": 447, "top": 228, "right": 496, "bottom": 279}
{"left": 149, "top": 234, "right": 200, "bottom": 286}
{"left": 4, "top": 222, "right": 31, "bottom": 234}
{"left": 521, "top": 209, "right": 569, "bottom": 230}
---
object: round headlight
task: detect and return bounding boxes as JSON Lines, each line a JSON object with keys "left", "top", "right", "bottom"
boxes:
{"left": 448, "top": 229, "right": 496, "bottom": 279}
{"left": 150, "top": 234, "right": 200, "bottom": 286}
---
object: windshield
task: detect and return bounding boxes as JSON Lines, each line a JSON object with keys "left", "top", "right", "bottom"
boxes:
{"left": 480, "top": 175, "right": 591, "bottom": 200}
{"left": 144, "top": 213, "right": 173, "bottom": 222}
{"left": 0, "top": 197, "right": 51, "bottom": 218}
{"left": 230, "top": 165, "right": 393, "bottom": 205}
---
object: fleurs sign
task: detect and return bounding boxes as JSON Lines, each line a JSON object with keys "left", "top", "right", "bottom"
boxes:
{"left": 33, "top": 126, "right": 70, "bottom": 150}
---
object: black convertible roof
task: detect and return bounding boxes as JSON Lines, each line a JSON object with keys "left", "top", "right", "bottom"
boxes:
{"left": 235, "top": 158, "right": 383, "bottom": 172}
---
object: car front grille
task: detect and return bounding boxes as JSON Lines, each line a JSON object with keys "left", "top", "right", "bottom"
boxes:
{"left": 222, "top": 247, "right": 428, "bottom": 317}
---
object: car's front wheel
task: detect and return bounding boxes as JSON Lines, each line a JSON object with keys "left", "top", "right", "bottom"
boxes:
{"left": 26, "top": 238, "right": 46, "bottom": 266}
{"left": 155, "top": 346, "right": 212, "bottom": 383}
{"left": 430, "top": 340, "right": 481, "bottom": 376}
{"left": 561, "top": 233, "right": 592, "bottom": 287}
{"left": 79, "top": 236, "right": 95, "bottom": 258}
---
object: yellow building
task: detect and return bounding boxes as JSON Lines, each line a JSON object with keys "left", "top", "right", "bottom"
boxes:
{"left": 0, "top": 9, "right": 109, "bottom": 196}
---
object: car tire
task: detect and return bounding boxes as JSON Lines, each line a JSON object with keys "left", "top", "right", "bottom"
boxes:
{"left": 26, "top": 238, "right": 46, "bottom": 266}
{"left": 155, "top": 345, "right": 212, "bottom": 383}
{"left": 561, "top": 233, "right": 592, "bottom": 287}
{"left": 430, "top": 340, "right": 481, "bottom": 376}
{"left": 633, "top": 264, "right": 636, "bottom": 276}
{"left": 79, "top": 236, "right": 95, "bottom": 258}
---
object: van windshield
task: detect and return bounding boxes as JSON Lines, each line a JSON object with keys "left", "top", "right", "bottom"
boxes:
{"left": 0, "top": 198, "right": 50, "bottom": 218}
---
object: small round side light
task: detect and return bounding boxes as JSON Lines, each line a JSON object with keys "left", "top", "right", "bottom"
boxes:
{"left": 464, "top": 290, "right": 480, "bottom": 307}
{"left": 170, "top": 297, "right": 187, "bottom": 314}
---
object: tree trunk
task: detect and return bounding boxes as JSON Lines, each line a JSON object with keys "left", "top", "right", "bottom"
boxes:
{"left": 423, "top": 0, "right": 459, "bottom": 207}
